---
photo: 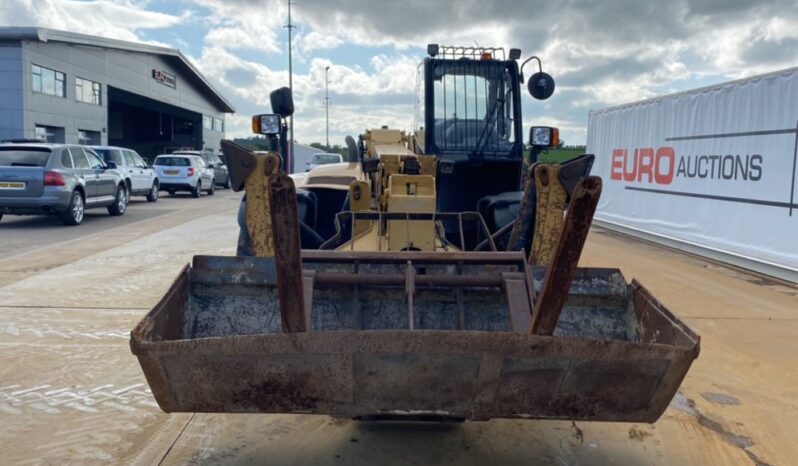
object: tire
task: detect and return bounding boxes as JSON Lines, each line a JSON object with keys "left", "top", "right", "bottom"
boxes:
{"left": 168, "top": 189, "right": 175, "bottom": 196}
{"left": 108, "top": 184, "right": 128, "bottom": 216}
{"left": 207, "top": 181, "right": 215, "bottom": 196}
{"left": 223, "top": 176, "right": 231, "bottom": 189}
{"left": 0, "top": 213, "right": 3, "bottom": 222}
{"left": 146, "top": 181, "right": 159, "bottom": 202}
{"left": 192, "top": 181, "right": 202, "bottom": 198}
{"left": 61, "top": 190, "right": 85, "bottom": 225}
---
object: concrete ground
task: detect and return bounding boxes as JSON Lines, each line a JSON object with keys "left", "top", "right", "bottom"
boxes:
{"left": 0, "top": 191, "right": 795, "bottom": 465}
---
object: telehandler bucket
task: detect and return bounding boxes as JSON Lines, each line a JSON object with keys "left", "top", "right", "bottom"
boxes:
{"left": 130, "top": 251, "right": 699, "bottom": 422}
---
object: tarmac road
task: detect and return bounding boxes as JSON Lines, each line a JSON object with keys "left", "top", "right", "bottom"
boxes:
{"left": 0, "top": 190, "right": 795, "bottom": 465}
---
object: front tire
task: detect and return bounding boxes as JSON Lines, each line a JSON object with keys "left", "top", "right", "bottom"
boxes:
{"left": 61, "top": 191, "right": 84, "bottom": 225}
{"left": 108, "top": 184, "right": 128, "bottom": 216}
{"left": 146, "top": 181, "right": 159, "bottom": 202}
{"left": 207, "top": 181, "right": 215, "bottom": 196}
{"left": 192, "top": 181, "right": 202, "bottom": 198}
{"left": 223, "top": 176, "right": 231, "bottom": 189}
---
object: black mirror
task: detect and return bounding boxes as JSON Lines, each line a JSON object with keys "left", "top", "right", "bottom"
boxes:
{"left": 105, "top": 161, "right": 118, "bottom": 169}
{"left": 528, "top": 71, "right": 555, "bottom": 100}
{"left": 270, "top": 87, "right": 294, "bottom": 117}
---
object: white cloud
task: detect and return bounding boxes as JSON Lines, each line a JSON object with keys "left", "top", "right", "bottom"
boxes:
{"left": 0, "top": 0, "right": 185, "bottom": 44}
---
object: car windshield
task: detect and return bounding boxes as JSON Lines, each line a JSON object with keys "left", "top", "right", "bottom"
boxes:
{"left": 154, "top": 157, "right": 190, "bottom": 166}
{"left": 0, "top": 148, "right": 51, "bottom": 167}
{"left": 431, "top": 60, "right": 516, "bottom": 154}
{"left": 312, "top": 154, "right": 340, "bottom": 164}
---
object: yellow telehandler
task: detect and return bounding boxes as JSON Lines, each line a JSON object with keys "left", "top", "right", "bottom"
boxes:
{"left": 131, "top": 45, "right": 699, "bottom": 422}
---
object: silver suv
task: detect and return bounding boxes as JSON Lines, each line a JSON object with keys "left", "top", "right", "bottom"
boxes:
{"left": 92, "top": 146, "right": 160, "bottom": 202}
{"left": 0, "top": 142, "right": 128, "bottom": 225}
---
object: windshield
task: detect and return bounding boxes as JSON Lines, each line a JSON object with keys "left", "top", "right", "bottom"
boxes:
{"left": 0, "top": 148, "right": 51, "bottom": 167}
{"left": 154, "top": 156, "right": 190, "bottom": 166}
{"left": 311, "top": 154, "right": 340, "bottom": 164}
{"left": 431, "top": 60, "right": 516, "bottom": 154}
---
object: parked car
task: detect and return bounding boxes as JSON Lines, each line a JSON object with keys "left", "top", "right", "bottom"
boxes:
{"left": 0, "top": 142, "right": 128, "bottom": 225}
{"left": 153, "top": 154, "right": 215, "bottom": 198}
{"left": 306, "top": 152, "right": 343, "bottom": 171}
{"left": 173, "top": 150, "right": 230, "bottom": 188}
{"left": 91, "top": 146, "right": 160, "bottom": 202}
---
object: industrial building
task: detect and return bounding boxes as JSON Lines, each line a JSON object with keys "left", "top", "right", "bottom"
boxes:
{"left": 0, "top": 27, "right": 234, "bottom": 161}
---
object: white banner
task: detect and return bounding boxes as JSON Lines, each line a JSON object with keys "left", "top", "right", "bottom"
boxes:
{"left": 587, "top": 67, "right": 798, "bottom": 276}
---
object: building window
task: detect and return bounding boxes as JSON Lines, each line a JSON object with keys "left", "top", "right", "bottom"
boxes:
{"left": 35, "top": 125, "right": 65, "bottom": 143}
{"left": 213, "top": 118, "right": 224, "bottom": 132}
{"left": 32, "top": 64, "right": 66, "bottom": 97}
{"left": 76, "top": 77, "right": 101, "bottom": 105}
{"left": 203, "top": 115, "right": 212, "bottom": 130}
{"left": 78, "top": 130, "right": 101, "bottom": 145}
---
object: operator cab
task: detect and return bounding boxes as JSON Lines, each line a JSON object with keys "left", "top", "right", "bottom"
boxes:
{"left": 417, "top": 45, "right": 555, "bottom": 245}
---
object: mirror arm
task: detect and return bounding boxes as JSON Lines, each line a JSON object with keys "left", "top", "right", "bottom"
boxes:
{"left": 520, "top": 56, "right": 543, "bottom": 76}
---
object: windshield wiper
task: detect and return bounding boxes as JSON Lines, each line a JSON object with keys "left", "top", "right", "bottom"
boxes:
{"left": 470, "top": 96, "right": 504, "bottom": 160}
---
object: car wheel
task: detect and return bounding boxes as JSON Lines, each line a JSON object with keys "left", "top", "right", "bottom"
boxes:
{"left": 168, "top": 189, "right": 175, "bottom": 196}
{"left": 0, "top": 213, "right": 3, "bottom": 222}
{"left": 223, "top": 176, "right": 231, "bottom": 189}
{"left": 108, "top": 184, "right": 128, "bottom": 216}
{"left": 61, "top": 190, "right": 85, "bottom": 225}
{"left": 147, "top": 181, "right": 159, "bottom": 202}
{"left": 192, "top": 181, "right": 202, "bottom": 198}
{"left": 208, "top": 181, "right": 215, "bottom": 196}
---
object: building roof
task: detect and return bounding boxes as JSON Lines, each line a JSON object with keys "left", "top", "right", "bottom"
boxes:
{"left": 0, "top": 27, "right": 235, "bottom": 113}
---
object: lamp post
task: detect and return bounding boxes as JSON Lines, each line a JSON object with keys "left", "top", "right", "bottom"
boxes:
{"left": 286, "top": 0, "right": 295, "bottom": 172}
{"left": 325, "top": 65, "right": 330, "bottom": 149}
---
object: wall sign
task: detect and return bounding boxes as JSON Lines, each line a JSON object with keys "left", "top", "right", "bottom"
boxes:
{"left": 152, "top": 69, "right": 176, "bottom": 88}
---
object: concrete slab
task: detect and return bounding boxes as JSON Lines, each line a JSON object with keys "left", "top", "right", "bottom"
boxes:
{"left": 0, "top": 195, "right": 795, "bottom": 465}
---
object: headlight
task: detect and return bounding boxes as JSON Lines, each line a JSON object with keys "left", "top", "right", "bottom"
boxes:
{"left": 529, "top": 126, "right": 559, "bottom": 148}
{"left": 251, "top": 114, "right": 281, "bottom": 135}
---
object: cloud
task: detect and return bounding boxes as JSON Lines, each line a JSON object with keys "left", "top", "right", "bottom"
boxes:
{"left": 0, "top": 0, "right": 185, "bottom": 44}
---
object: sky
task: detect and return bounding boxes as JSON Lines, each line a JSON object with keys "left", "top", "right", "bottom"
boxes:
{"left": 2, "top": 0, "right": 797, "bottom": 146}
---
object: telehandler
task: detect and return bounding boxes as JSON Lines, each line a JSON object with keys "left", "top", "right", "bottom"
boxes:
{"left": 131, "top": 45, "right": 699, "bottom": 422}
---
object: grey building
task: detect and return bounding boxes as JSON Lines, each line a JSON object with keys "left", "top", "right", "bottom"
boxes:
{"left": 0, "top": 27, "right": 234, "bottom": 161}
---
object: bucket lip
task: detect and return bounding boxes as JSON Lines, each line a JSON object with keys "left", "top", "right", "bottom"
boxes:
{"left": 131, "top": 327, "right": 699, "bottom": 360}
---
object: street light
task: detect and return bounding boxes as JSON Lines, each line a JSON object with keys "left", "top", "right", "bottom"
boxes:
{"left": 325, "top": 65, "right": 330, "bottom": 149}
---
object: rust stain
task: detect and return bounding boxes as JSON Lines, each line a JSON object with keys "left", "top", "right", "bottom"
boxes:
{"left": 628, "top": 426, "right": 652, "bottom": 441}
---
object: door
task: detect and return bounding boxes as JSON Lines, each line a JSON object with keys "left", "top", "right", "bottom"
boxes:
{"left": 195, "top": 157, "right": 213, "bottom": 187}
{"left": 69, "top": 147, "right": 97, "bottom": 200}
{"left": 130, "top": 151, "right": 152, "bottom": 191}
{"left": 120, "top": 151, "right": 137, "bottom": 191}
{"left": 85, "top": 149, "right": 116, "bottom": 199}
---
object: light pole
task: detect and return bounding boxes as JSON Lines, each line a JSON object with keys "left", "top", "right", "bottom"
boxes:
{"left": 286, "top": 0, "right": 295, "bottom": 173}
{"left": 325, "top": 65, "right": 330, "bottom": 149}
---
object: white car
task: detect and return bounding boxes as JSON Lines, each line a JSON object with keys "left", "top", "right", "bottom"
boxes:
{"left": 153, "top": 154, "right": 215, "bottom": 198}
{"left": 306, "top": 152, "right": 343, "bottom": 171}
{"left": 92, "top": 146, "right": 160, "bottom": 202}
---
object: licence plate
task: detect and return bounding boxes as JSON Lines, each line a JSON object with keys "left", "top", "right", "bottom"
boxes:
{"left": 164, "top": 170, "right": 180, "bottom": 175}
{"left": 0, "top": 182, "right": 25, "bottom": 190}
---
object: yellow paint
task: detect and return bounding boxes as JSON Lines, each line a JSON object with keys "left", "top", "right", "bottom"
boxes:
{"left": 244, "top": 152, "right": 280, "bottom": 257}
{"left": 530, "top": 164, "right": 567, "bottom": 266}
